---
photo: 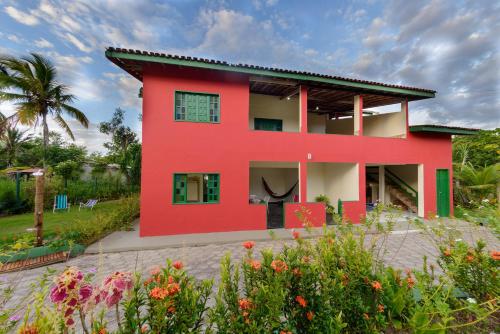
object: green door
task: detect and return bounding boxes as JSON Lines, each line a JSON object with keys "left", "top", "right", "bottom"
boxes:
{"left": 436, "top": 169, "right": 450, "bottom": 217}
{"left": 254, "top": 118, "right": 283, "bottom": 131}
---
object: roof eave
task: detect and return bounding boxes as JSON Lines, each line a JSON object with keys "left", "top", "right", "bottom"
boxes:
{"left": 409, "top": 125, "right": 479, "bottom": 135}
{"left": 105, "top": 50, "right": 436, "bottom": 99}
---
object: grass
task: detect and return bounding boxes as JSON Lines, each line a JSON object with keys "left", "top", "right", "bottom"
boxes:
{"left": 0, "top": 200, "right": 124, "bottom": 244}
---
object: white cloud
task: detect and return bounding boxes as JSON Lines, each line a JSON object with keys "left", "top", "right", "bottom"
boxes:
{"left": 7, "top": 34, "right": 22, "bottom": 43}
{"left": 4, "top": 6, "right": 39, "bottom": 26}
{"left": 64, "top": 33, "right": 93, "bottom": 53}
{"left": 34, "top": 38, "right": 54, "bottom": 48}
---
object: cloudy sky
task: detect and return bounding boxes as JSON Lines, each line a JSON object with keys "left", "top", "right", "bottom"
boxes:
{"left": 1, "top": 0, "right": 498, "bottom": 153}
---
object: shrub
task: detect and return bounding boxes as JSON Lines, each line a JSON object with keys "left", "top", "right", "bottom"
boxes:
{"left": 60, "top": 195, "right": 140, "bottom": 246}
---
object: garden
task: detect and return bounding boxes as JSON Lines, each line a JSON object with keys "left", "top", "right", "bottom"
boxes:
{"left": 0, "top": 208, "right": 498, "bottom": 334}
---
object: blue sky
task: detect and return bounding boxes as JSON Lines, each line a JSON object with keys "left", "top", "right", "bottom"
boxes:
{"left": 1, "top": 0, "right": 498, "bottom": 153}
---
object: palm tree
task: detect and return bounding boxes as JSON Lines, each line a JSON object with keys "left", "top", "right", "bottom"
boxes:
{"left": 455, "top": 163, "right": 499, "bottom": 203}
{"left": 0, "top": 53, "right": 89, "bottom": 166}
{"left": 1, "top": 125, "right": 32, "bottom": 167}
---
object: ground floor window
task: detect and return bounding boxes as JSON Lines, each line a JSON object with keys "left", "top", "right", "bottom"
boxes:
{"left": 173, "top": 173, "right": 220, "bottom": 204}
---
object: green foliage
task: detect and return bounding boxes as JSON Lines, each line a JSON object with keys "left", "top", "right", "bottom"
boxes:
{"left": 314, "top": 194, "right": 335, "bottom": 215}
{"left": 453, "top": 129, "right": 500, "bottom": 169}
{"left": 454, "top": 163, "right": 499, "bottom": 206}
{"left": 0, "top": 126, "right": 31, "bottom": 167}
{"left": 0, "top": 53, "right": 89, "bottom": 164}
{"left": 53, "top": 160, "right": 82, "bottom": 185}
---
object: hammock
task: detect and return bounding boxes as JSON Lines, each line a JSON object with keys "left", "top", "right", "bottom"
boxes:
{"left": 262, "top": 177, "right": 298, "bottom": 200}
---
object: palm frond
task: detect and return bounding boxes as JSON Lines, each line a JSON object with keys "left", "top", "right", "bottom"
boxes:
{"left": 61, "top": 103, "right": 89, "bottom": 128}
{"left": 53, "top": 114, "right": 75, "bottom": 140}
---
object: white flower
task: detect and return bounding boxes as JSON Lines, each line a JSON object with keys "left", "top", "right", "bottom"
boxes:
{"left": 463, "top": 213, "right": 468, "bottom": 216}
{"left": 467, "top": 298, "right": 477, "bottom": 304}
{"left": 479, "top": 205, "right": 484, "bottom": 209}
{"left": 482, "top": 198, "right": 489, "bottom": 203}
{"left": 455, "top": 238, "right": 463, "bottom": 242}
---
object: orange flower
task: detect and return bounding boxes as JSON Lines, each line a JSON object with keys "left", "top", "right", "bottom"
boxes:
{"left": 328, "top": 238, "right": 335, "bottom": 245}
{"left": 280, "top": 331, "right": 292, "bottom": 334}
{"left": 302, "top": 256, "right": 310, "bottom": 263}
{"left": 363, "top": 313, "right": 370, "bottom": 320}
{"left": 167, "top": 305, "right": 176, "bottom": 313}
{"left": 249, "top": 259, "right": 261, "bottom": 270}
{"left": 295, "top": 295, "right": 307, "bottom": 308}
{"left": 371, "top": 281, "right": 382, "bottom": 291}
{"left": 150, "top": 287, "right": 168, "bottom": 300}
{"left": 19, "top": 325, "right": 39, "bottom": 334}
{"left": 173, "top": 261, "right": 183, "bottom": 270}
{"left": 243, "top": 241, "right": 255, "bottom": 249}
{"left": 306, "top": 311, "right": 314, "bottom": 321}
{"left": 342, "top": 274, "right": 349, "bottom": 286}
{"left": 466, "top": 255, "right": 474, "bottom": 262}
{"left": 98, "top": 329, "right": 107, "bottom": 334}
{"left": 491, "top": 251, "right": 500, "bottom": 261}
{"left": 238, "top": 298, "right": 253, "bottom": 310}
{"left": 292, "top": 268, "right": 302, "bottom": 277}
{"left": 141, "top": 324, "right": 148, "bottom": 333}
{"left": 377, "top": 304, "right": 385, "bottom": 313}
{"left": 443, "top": 249, "right": 452, "bottom": 257}
{"left": 167, "top": 282, "right": 181, "bottom": 296}
{"left": 271, "top": 260, "right": 288, "bottom": 273}
{"left": 406, "top": 276, "right": 415, "bottom": 288}
{"left": 293, "top": 230, "right": 300, "bottom": 240}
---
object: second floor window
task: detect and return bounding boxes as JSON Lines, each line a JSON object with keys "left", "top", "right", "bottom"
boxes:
{"left": 175, "top": 91, "right": 220, "bottom": 123}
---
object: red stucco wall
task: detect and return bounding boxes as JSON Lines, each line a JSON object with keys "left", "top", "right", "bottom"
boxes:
{"left": 140, "top": 64, "right": 453, "bottom": 236}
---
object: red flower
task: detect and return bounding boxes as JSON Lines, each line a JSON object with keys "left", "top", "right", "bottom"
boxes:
{"left": 306, "top": 311, "right": 314, "bottom": 321}
{"left": 271, "top": 260, "right": 288, "bottom": 273}
{"left": 406, "top": 276, "right": 415, "bottom": 289}
{"left": 491, "top": 251, "right": 500, "bottom": 261}
{"left": 150, "top": 287, "right": 168, "bottom": 300}
{"left": 280, "top": 331, "right": 292, "bottom": 334}
{"left": 238, "top": 298, "right": 253, "bottom": 310}
{"left": 363, "top": 313, "right": 370, "bottom": 320}
{"left": 292, "top": 268, "right": 302, "bottom": 277}
{"left": 466, "top": 255, "right": 474, "bottom": 262}
{"left": 243, "top": 241, "right": 255, "bottom": 249}
{"left": 173, "top": 261, "right": 183, "bottom": 270}
{"left": 377, "top": 304, "right": 385, "bottom": 313}
{"left": 249, "top": 259, "right": 261, "bottom": 270}
{"left": 292, "top": 230, "right": 300, "bottom": 240}
{"left": 443, "top": 249, "right": 452, "bottom": 257}
{"left": 371, "top": 281, "right": 382, "bottom": 291}
{"left": 295, "top": 295, "right": 307, "bottom": 308}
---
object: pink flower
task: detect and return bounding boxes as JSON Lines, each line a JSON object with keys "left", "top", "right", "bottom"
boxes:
{"left": 79, "top": 284, "right": 93, "bottom": 303}
{"left": 50, "top": 286, "right": 68, "bottom": 303}
{"left": 100, "top": 272, "right": 133, "bottom": 308}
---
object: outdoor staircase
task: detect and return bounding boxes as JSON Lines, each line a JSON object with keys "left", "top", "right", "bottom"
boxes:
{"left": 367, "top": 169, "right": 418, "bottom": 213}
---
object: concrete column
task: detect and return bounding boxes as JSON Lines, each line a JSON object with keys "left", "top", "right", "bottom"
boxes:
{"left": 354, "top": 95, "right": 363, "bottom": 136}
{"left": 299, "top": 86, "right": 308, "bottom": 133}
{"left": 299, "top": 162, "right": 307, "bottom": 203}
{"left": 378, "top": 165, "right": 385, "bottom": 204}
{"left": 418, "top": 164, "right": 425, "bottom": 217}
{"left": 402, "top": 99, "right": 408, "bottom": 138}
{"left": 370, "top": 183, "right": 378, "bottom": 202}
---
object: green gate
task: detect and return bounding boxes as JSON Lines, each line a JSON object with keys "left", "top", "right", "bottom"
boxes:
{"left": 436, "top": 169, "right": 450, "bottom": 217}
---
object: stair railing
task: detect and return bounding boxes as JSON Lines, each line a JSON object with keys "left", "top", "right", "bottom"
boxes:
{"left": 385, "top": 169, "right": 418, "bottom": 205}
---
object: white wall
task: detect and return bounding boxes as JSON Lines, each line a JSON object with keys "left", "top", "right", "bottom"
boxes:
{"left": 386, "top": 165, "right": 418, "bottom": 190}
{"left": 307, "top": 113, "right": 326, "bottom": 133}
{"left": 249, "top": 167, "right": 298, "bottom": 200}
{"left": 249, "top": 93, "right": 299, "bottom": 132}
{"left": 363, "top": 111, "right": 406, "bottom": 138}
{"left": 307, "top": 162, "right": 359, "bottom": 209}
{"left": 325, "top": 117, "right": 354, "bottom": 135}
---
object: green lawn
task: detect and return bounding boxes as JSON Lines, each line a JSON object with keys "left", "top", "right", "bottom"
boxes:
{"left": 0, "top": 200, "right": 123, "bottom": 243}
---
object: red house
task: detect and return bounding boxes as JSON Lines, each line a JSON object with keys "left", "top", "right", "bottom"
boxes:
{"left": 106, "top": 48, "right": 476, "bottom": 236}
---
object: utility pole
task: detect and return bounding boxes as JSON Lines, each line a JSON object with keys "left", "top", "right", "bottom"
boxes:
{"left": 33, "top": 169, "right": 44, "bottom": 247}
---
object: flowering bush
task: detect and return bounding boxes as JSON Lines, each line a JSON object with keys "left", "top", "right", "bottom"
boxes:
{"left": 2, "top": 207, "right": 499, "bottom": 333}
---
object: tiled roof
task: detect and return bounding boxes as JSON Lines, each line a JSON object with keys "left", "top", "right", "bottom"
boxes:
{"left": 106, "top": 47, "right": 436, "bottom": 95}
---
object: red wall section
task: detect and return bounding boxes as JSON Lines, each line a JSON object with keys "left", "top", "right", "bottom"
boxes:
{"left": 140, "top": 64, "right": 453, "bottom": 236}
{"left": 285, "top": 202, "right": 326, "bottom": 228}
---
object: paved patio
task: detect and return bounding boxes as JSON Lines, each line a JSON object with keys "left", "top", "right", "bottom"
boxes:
{"left": 1, "top": 217, "right": 498, "bottom": 332}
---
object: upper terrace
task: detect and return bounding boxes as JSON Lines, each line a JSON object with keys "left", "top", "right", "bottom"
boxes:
{"left": 106, "top": 47, "right": 436, "bottom": 138}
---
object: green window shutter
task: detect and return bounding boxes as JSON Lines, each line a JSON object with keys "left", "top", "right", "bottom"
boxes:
{"left": 173, "top": 174, "right": 187, "bottom": 203}
{"left": 174, "top": 92, "right": 219, "bottom": 123}
{"left": 254, "top": 118, "right": 283, "bottom": 131}
{"left": 206, "top": 174, "right": 219, "bottom": 203}
{"left": 197, "top": 95, "right": 210, "bottom": 122}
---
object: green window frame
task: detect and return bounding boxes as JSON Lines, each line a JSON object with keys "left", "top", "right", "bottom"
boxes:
{"left": 173, "top": 173, "right": 220, "bottom": 204}
{"left": 174, "top": 91, "right": 220, "bottom": 123}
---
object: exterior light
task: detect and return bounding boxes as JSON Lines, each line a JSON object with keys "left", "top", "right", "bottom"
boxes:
{"left": 287, "top": 96, "right": 290, "bottom": 100}
{"left": 315, "top": 106, "right": 319, "bottom": 111}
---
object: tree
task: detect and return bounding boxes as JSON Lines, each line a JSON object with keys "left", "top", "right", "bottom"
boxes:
{"left": 0, "top": 54, "right": 89, "bottom": 166}
{"left": 54, "top": 160, "right": 82, "bottom": 188}
{"left": 453, "top": 129, "right": 500, "bottom": 168}
{"left": 455, "top": 163, "right": 499, "bottom": 205}
{"left": 0, "top": 125, "right": 32, "bottom": 167}
{"left": 99, "top": 108, "right": 138, "bottom": 184}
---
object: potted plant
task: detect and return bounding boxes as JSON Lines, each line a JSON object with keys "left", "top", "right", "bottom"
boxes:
{"left": 315, "top": 194, "right": 335, "bottom": 225}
